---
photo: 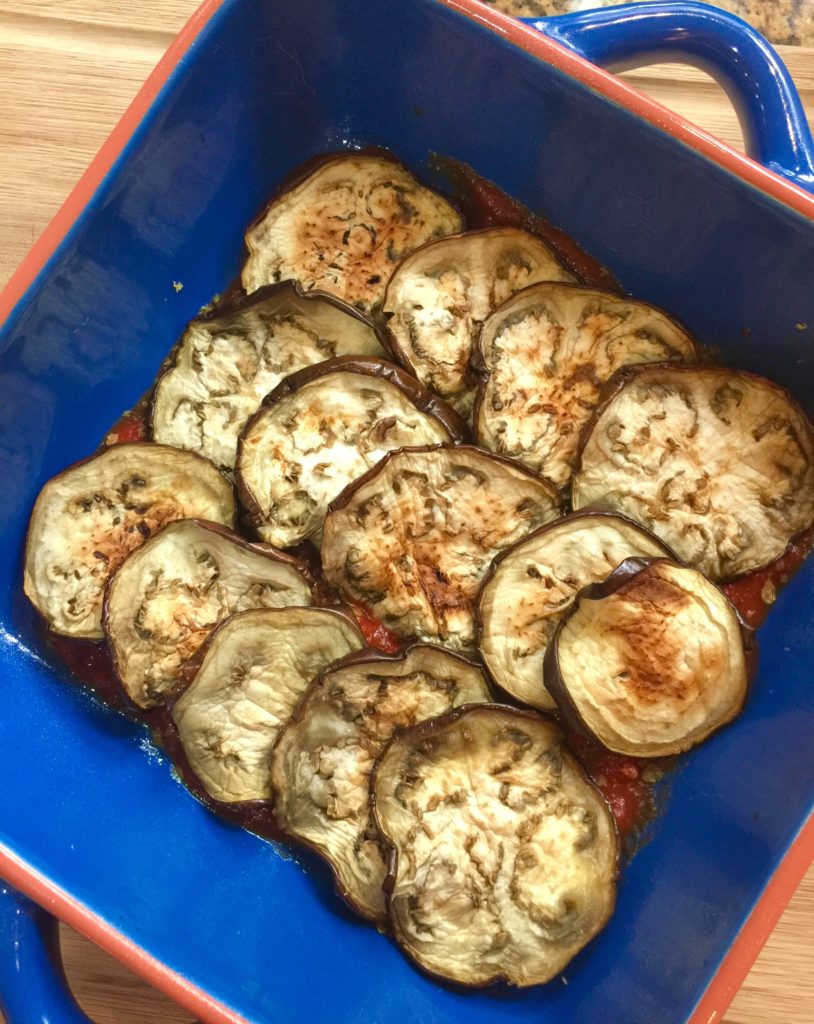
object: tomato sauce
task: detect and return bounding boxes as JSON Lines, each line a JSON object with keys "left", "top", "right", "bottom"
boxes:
{"left": 103, "top": 406, "right": 148, "bottom": 445}
{"left": 41, "top": 161, "right": 814, "bottom": 852}
{"left": 723, "top": 525, "right": 814, "bottom": 627}
{"left": 562, "top": 726, "right": 655, "bottom": 839}
{"left": 347, "top": 599, "right": 403, "bottom": 654}
{"left": 438, "top": 157, "right": 620, "bottom": 292}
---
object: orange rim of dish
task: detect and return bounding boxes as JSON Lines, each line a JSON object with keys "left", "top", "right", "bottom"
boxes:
{"left": 0, "top": 1, "right": 812, "bottom": 1021}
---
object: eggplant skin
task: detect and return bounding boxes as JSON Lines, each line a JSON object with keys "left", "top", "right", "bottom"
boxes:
{"left": 476, "top": 511, "right": 671, "bottom": 711}
{"left": 573, "top": 364, "right": 814, "bottom": 579}
{"left": 545, "top": 558, "right": 753, "bottom": 758}
{"left": 236, "top": 356, "right": 466, "bottom": 548}
{"left": 270, "top": 643, "right": 492, "bottom": 923}
{"left": 242, "top": 153, "right": 462, "bottom": 313}
{"left": 382, "top": 228, "right": 575, "bottom": 419}
{"left": 474, "top": 283, "right": 698, "bottom": 489}
{"left": 151, "top": 282, "right": 388, "bottom": 472}
{"left": 321, "top": 444, "right": 562, "bottom": 651}
{"left": 371, "top": 704, "right": 618, "bottom": 988}
{"left": 171, "top": 607, "right": 364, "bottom": 804}
{"left": 24, "top": 443, "right": 235, "bottom": 640}
{"left": 103, "top": 519, "right": 312, "bottom": 710}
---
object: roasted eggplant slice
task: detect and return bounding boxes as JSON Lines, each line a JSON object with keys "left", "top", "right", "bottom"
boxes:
{"left": 242, "top": 153, "right": 462, "bottom": 313}
{"left": 151, "top": 282, "right": 388, "bottom": 472}
{"left": 24, "top": 443, "right": 234, "bottom": 640}
{"left": 474, "top": 283, "right": 697, "bottom": 488}
{"left": 271, "top": 644, "right": 491, "bottom": 922}
{"left": 104, "top": 520, "right": 311, "bottom": 709}
{"left": 546, "top": 558, "right": 754, "bottom": 757}
{"left": 321, "top": 445, "right": 562, "bottom": 650}
{"left": 237, "top": 356, "right": 465, "bottom": 548}
{"left": 573, "top": 364, "right": 814, "bottom": 579}
{"left": 171, "top": 607, "right": 363, "bottom": 804}
{"left": 382, "top": 228, "right": 575, "bottom": 418}
{"left": 476, "top": 512, "right": 671, "bottom": 711}
{"left": 372, "top": 704, "right": 618, "bottom": 987}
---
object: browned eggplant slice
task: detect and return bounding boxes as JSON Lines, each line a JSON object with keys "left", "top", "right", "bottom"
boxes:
{"left": 104, "top": 519, "right": 312, "bottom": 709}
{"left": 321, "top": 445, "right": 562, "bottom": 651}
{"left": 474, "top": 283, "right": 698, "bottom": 488}
{"left": 271, "top": 644, "right": 492, "bottom": 922}
{"left": 372, "top": 704, "right": 618, "bottom": 987}
{"left": 171, "top": 607, "right": 363, "bottom": 804}
{"left": 236, "top": 356, "right": 466, "bottom": 548}
{"left": 382, "top": 228, "right": 576, "bottom": 418}
{"left": 476, "top": 511, "right": 671, "bottom": 711}
{"left": 151, "top": 282, "right": 388, "bottom": 472}
{"left": 545, "top": 558, "right": 754, "bottom": 757}
{"left": 572, "top": 364, "right": 814, "bottom": 579}
{"left": 24, "top": 443, "right": 235, "bottom": 640}
{"left": 242, "top": 153, "right": 462, "bottom": 313}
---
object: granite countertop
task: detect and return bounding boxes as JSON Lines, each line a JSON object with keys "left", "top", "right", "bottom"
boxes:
{"left": 485, "top": 0, "right": 814, "bottom": 45}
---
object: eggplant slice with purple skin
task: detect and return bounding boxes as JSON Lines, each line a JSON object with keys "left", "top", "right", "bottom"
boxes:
{"left": 271, "top": 644, "right": 492, "bottom": 923}
{"left": 151, "top": 282, "right": 388, "bottom": 473}
{"left": 476, "top": 511, "right": 671, "bottom": 711}
{"left": 236, "top": 356, "right": 466, "bottom": 548}
{"left": 474, "top": 283, "right": 698, "bottom": 488}
{"left": 321, "top": 445, "right": 562, "bottom": 651}
{"left": 104, "top": 519, "right": 312, "bottom": 710}
{"left": 171, "top": 607, "right": 363, "bottom": 804}
{"left": 241, "top": 153, "right": 462, "bottom": 314}
{"left": 573, "top": 364, "right": 814, "bottom": 579}
{"left": 382, "top": 228, "right": 576, "bottom": 419}
{"left": 24, "top": 443, "right": 235, "bottom": 640}
{"left": 371, "top": 704, "right": 618, "bottom": 987}
{"left": 545, "top": 558, "right": 754, "bottom": 757}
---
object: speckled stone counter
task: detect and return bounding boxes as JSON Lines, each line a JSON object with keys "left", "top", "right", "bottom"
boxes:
{"left": 484, "top": 1, "right": 814, "bottom": 45}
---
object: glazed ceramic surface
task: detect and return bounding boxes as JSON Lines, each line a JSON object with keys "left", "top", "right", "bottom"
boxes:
{"left": 1, "top": 2, "right": 813, "bottom": 1022}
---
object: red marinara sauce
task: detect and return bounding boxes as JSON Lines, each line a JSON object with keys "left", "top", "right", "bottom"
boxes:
{"left": 722, "top": 525, "right": 814, "bottom": 627}
{"left": 563, "top": 726, "right": 653, "bottom": 839}
{"left": 347, "top": 599, "right": 403, "bottom": 654}
{"left": 562, "top": 528, "right": 814, "bottom": 838}
{"left": 438, "top": 157, "right": 620, "bottom": 291}
{"left": 103, "top": 406, "right": 148, "bottom": 445}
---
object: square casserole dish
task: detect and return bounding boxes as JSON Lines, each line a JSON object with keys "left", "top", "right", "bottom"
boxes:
{"left": 0, "top": 1, "right": 812, "bottom": 1021}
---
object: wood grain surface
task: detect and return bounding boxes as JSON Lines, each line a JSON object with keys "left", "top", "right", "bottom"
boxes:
{"left": 0, "top": 2, "right": 812, "bottom": 1022}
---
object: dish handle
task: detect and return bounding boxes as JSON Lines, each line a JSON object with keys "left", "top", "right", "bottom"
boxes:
{"left": 523, "top": 0, "right": 814, "bottom": 191}
{"left": 0, "top": 884, "right": 93, "bottom": 1023}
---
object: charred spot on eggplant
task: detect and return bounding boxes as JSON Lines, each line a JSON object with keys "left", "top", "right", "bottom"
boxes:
{"left": 546, "top": 558, "right": 754, "bottom": 757}
{"left": 151, "top": 282, "right": 388, "bottom": 472}
{"left": 104, "top": 519, "right": 312, "bottom": 710}
{"left": 242, "top": 153, "right": 462, "bottom": 313}
{"left": 474, "top": 283, "right": 698, "bottom": 488}
{"left": 372, "top": 704, "right": 618, "bottom": 987}
{"left": 573, "top": 364, "right": 814, "bottom": 579}
{"left": 24, "top": 443, "right": 235, "bottom": 640}
{"left": 321, "top": 445, "right": 562, "bottom": 651}
{"left": 476, "top": 512, "right": 671, "bottom": 711}
{"left": 171, "top": 607, "right": 363, "bottom": 804}
{"left": 236, "top": 356, "right": 466, "bottom": 548}
{"left": 383, "top": 228, "right": 575, "bottom": 418}
{"left": 271, "top": 644, "right": 491, "bottom": 922}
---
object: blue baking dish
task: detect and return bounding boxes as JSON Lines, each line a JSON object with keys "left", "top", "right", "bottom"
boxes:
{"left": 1, "top": 2, "right": 813, "bottom": 1021}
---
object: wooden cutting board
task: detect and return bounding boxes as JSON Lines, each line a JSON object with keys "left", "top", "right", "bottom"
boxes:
{"left": 0, "top": 3, "right": 811, "bottom": 1022}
